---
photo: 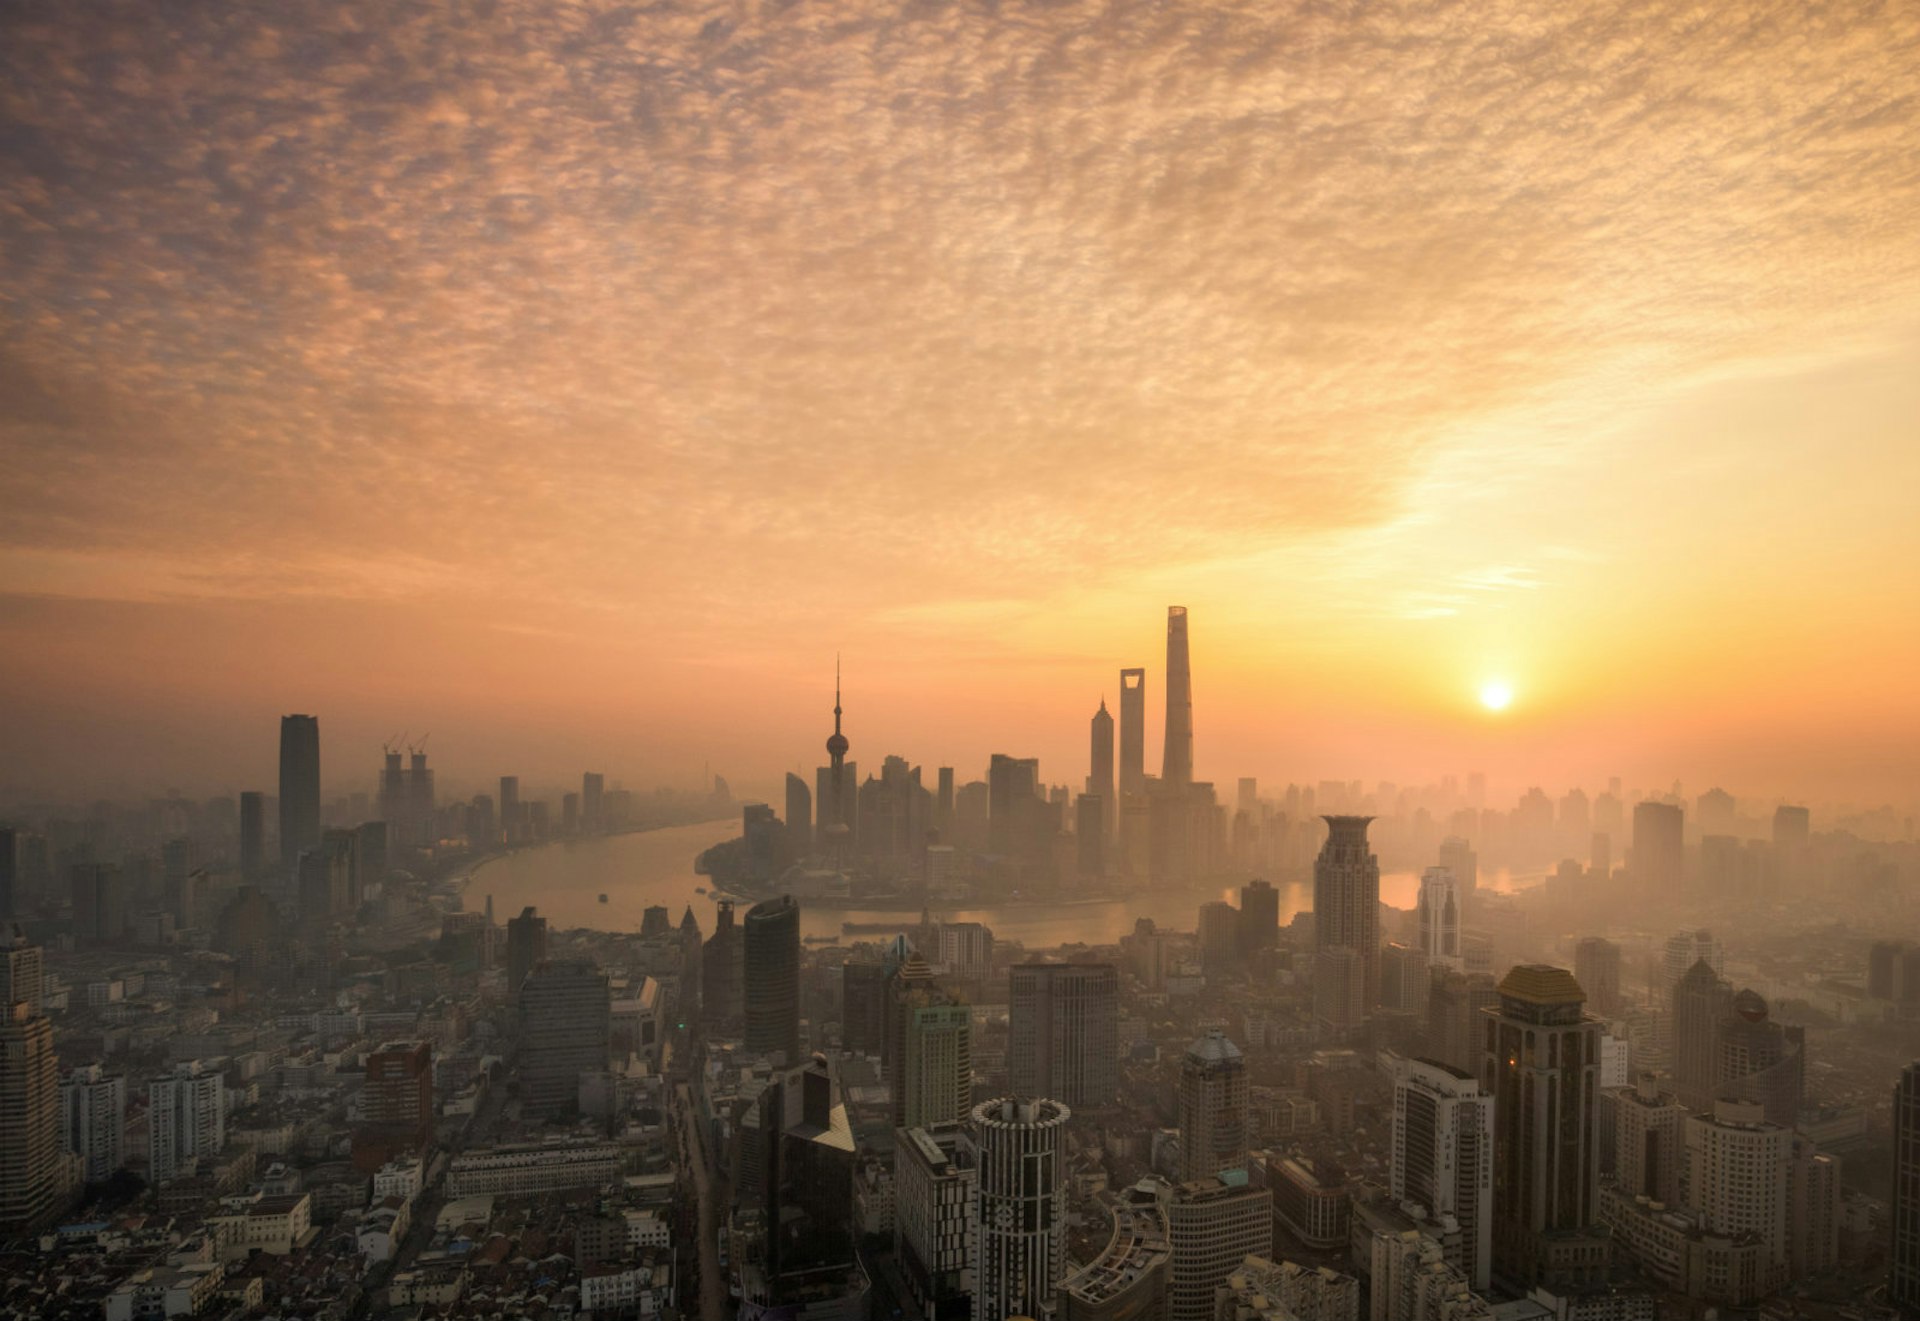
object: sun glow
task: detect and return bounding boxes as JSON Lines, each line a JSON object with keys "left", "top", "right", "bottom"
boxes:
{"left": 1480, "top": 679, "right": 1514, "bottom": 712}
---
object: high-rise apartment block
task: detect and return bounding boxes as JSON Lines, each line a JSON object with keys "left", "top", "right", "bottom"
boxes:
{"left": 148, "top": 1061, "right": 226, "bottom": 1185}
{"left": 60, "top": 1063, "right": 125, "bottom": 1184}
{"left": 1179, "top": 1031, "right": 1249, "bottom": 1182}
{"left": 1392, "top": 1055, "right": 1494, "bottom": 1292}
{"left": 1008, "top": 962, "right": 1118, "bottom": 1109}
{"left": 1613, "top": 1074, "right": 1688, "bottom": 1208}
{"left": 1684, "top": 1098, "right": 1790, "bottom": 1293}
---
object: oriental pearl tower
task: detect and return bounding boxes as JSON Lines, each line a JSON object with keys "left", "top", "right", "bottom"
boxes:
{"left": 824, "top": 658, "right": 852, "bottom": 867}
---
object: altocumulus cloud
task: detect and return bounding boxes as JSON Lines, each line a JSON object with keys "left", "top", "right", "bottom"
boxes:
{"left": 2, "top": 0, "right": 1918, "bottom": 620}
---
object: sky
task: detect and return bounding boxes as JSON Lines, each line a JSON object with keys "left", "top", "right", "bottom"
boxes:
{"left": 2, "top": 0, "right": 1918, "bottom": 809}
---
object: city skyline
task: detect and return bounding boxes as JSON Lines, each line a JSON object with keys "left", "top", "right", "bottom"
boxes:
{"left": 4, "top": 4, "right": 1920, "bottom": 802}
{"left": 4, "top": 4, "right": 1918, "bottom": 1316}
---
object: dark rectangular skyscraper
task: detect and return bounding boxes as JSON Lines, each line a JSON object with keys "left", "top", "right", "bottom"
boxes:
{"left": 277, "top": 714, "right": 321, "bottom": 876}
{"left": 1118, "top": 668, "right": 1145, "bottom": 796}
{"left": 1632, "top": 800, "right": 1684, "bottom": 894}
{"left": 1008, "top": 962, "right": 1118, "bottom": 1108}
{"left": 1162, "top": 606, "right": 1193, "bottom": 786}
{"left": 744, "top": 894, "right": 802, "bottom": 1063}
{"left": 499, "top": 776, "right": 520, "bottom": 846}
{"left": 1893, "top": 1062, "right": 1920, "bottom": 1314}
{"left": 238, "top": 791, "right": 265, "bottom": 883}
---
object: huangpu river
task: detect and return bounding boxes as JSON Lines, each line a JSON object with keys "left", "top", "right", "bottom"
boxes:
{"left": 470, "top": 819, "right": 1434, "bottom": 948}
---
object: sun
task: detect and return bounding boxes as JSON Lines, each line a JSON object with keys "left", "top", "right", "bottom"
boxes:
{"left": 1479, "top": 679, "right": 1514, "bottom": 712}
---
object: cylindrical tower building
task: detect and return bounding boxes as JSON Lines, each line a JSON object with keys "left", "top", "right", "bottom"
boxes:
{"left": 969, "top": 1096, "right": 1071, "bottom": 1321}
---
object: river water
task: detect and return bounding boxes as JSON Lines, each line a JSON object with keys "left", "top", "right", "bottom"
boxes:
{"left": 469, "top": 819, "right": 1430, "bottom": 949}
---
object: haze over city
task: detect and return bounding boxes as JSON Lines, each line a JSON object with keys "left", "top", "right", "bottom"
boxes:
{"left": 4, "top": 1, "right": 1920, "bottom": 804}
{"left": 6, "top": 5, "right": 1920, "bottom": 1321}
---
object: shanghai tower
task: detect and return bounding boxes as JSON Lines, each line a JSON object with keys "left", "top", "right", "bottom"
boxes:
{"left": 1161, "top": 606, "right": 1193, "bottom": 786}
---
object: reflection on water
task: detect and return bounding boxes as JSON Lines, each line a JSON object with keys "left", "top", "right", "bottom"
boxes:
{"left": 471, "top": 822, "right": 1467, "bottom": 949}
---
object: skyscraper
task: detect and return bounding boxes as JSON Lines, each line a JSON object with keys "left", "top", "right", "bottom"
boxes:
{"left": 519, "top": 959, "right": 611, "bottom": 1118}
{"left": 1892, "top": 1062, "right": 1920, "bottom": 1314}
{"left": 1614, "top": 1073, "right": 1688, "bottom": 1207}
{"left": 0, "top": 989, "right": 66, "bottom": 1233}
{"left": 238, "top": 791, "right": 266, "bottom": 883}
{"left": 988, "top": 753, "right": 1044, "bottom": 861}
{"left": 702, "top": 899, "right": 743, "bottom": 1028}
{"left": 1161, "top": 606, "right": 1193, "bottom": 786}
{"left": 70, "top": 863, "right": 125, "bottom": 946}
{"left": 505, "top": 906, "right": 547, "bottom": 1004}
{"left": 1008, "top": 962, "right": 1118, "bottom": 1109}
{"left": 969, "top": 1096, "right": 1070, "bottom": 1321}
{"left": 1, "top": 928, "right": 44, "bottom": 1017}
{"left": 582, "top": 771, "right": 605, "bottom": 832}
{"left": 758, "top": 1054, "right": 862, "bottom": 1308}
{"left": 1239, "top": 879, "right": 1279, "bottom": 956}
{"left": 1178, "top": 1030, "right": 1248, "bottom": 1181}
{"left": 784, "top": 772, "right": 812, "bottom": 860}
{"left": 277, "top": 714, "right": 321, "bottom": 875}
{"left": 355, "top": 1040, "right": 434, "bottom": 1171}
{"left": 1633, "top": 801, "right": 1684, "bottom": 895}
{"left": 1684, "top": 1099, "right": 1790, "bottom": 1288}
{"left": 1118, "top": 667, "right": 1146, "bottom": 796}
{"left": 0, "top": 828, "right": 15, "bottom": 919}
{"left": 1075, "top": 793, "right": 1106, "bottom": 878}
{"left": 1672, "top": 958, "right": 1734, "bottom": 1112}
{"left": 1314, "top": 816, "right": 1381, "bottom": 1021}
{"left": 59, "top": 1063, "right": 125, "bottom": 1185}
{"left": 1165, "top": 1173, "right": 1273, "bottom": 1321}
{"left": 1718, "top": 989, "right": 1805, "bottom": 1129}
{"left": 1574, "top": 937, "right": 1623, "bottom": 1018}
{"left": 1482, "top": 964, "right": 1609, "bottom": 1290}
{"left": 894, "top": 1123, "right": 976, "bottom": 1320}
{"left": 1393, "top": 1056, "right": 1494, "bottom": 1291}
{"left": 744, "top": 894, "right": 802, "bottom": 1063}
{"left": 498, "top": 775, "right": 521, "bottom": 845}
{"left": 1415, "top": 866, "right": 1461, "bottom": 968}
{"left": 1089, "top": 697, "right": 1116, "bottom": 842}
{"left": 1438, "top": 835, "right": 1478, "bottom": 908}
{"left": 890, "top": 969, "right": 972, "bottom": 1130}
